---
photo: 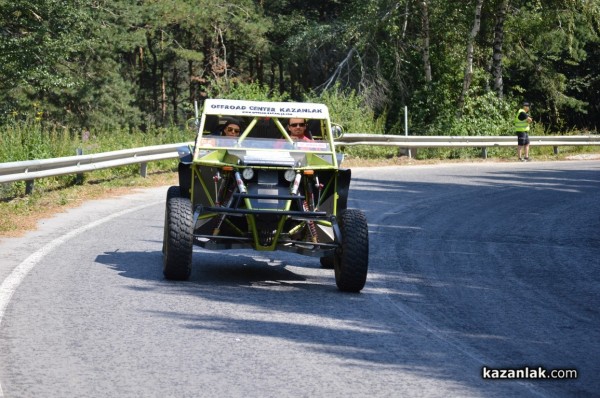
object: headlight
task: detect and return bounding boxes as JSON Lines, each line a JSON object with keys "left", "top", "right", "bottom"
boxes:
{"left": 242, "top": 168, "right": 254, "bottom": 180}
{"left": 284, "top": 169, "right": 296, "bottom": 182}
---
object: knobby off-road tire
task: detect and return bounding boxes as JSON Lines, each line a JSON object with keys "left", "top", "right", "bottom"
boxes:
{"left": 166, "top": 185, "right": 181, "bottom": 201}
{"left": 163, "top": 194, "right": 194, "bottom": 280}
{"left": 334, "top": 209, "right": 369, "bottom": 292}
{"left": 162, "top": 186, "right": 182, "bottom": 254}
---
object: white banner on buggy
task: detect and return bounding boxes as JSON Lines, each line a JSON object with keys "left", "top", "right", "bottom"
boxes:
{"left": 202, "top": 99, "right": 330, "bottom": 119}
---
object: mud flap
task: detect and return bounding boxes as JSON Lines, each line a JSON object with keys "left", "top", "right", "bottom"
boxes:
{"left": 337, "top": 169, "right": 351, "bottom": 212}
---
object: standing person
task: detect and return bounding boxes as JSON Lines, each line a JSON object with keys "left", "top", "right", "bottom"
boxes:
{"left": 287, "top": 118, "right": 312, "bottom": 141}
{"left": 515, "top": 102, "right": 533, "bottom": 161}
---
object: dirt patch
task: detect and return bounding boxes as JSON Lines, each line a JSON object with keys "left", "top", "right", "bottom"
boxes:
{"left": 565, "top": 154, "right": 600, "bottom": 160}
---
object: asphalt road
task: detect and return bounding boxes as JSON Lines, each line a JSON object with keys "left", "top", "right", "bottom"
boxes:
{"left": 0, "top": 160, "right": 598, "bottom": 397}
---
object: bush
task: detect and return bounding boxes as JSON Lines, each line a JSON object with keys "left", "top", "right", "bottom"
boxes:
{"left": 428, "top": 91, "right": 515, "bottom": 137}
{"left": 305, "top": 86, "right": 388, "bottom": 159}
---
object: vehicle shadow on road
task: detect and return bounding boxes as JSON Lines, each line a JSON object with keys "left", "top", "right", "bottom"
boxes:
{"left": 95, "top": 247, "right": 311, "bottom": 285}
{"left": 96, "top": 246, "right": 487, "bottom": 389}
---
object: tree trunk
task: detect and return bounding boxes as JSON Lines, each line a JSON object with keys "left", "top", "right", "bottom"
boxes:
{"left": 160, "top": 31, "right": 167, "bottom": 123}
{"left": 161, "top": 67, "right": 167, "bottom": 123}
{"left": 279, "top": 59, "right": 285, "bottom": 95}
{"left": 188, "top": 59, "right": 194, "bottom": 104}
{"left": 492, "top": 0, "right": 509, "bottom": 98}
{"left": 255, "top": 55, "right": 264, "bottom": 85}
{"left": 187, "top": 33, "right": 195, "bottom": 105}
{"left": 269, "top": 59, "right": 276, "bottom": 90}
{"left": 420, "top": 0, "right": 432, "bottom": 85}
{"left": 457, "top": 0, "right": 484, "bottom": 115}
{"left": 146, "top": 33, "right": 158, "bottom": 115}
{"left": 172, "top": 65, "right": 179, "bottom": 125}
{"left": 402, "top": 1, "right": 410, "bottom": 40}
{"left": 248, "top": 56, "right": 254, "bottom": 79}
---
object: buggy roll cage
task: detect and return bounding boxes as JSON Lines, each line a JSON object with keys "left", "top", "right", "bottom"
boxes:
{"left": 189, "top": 99, "right": 341, "bottom": 168}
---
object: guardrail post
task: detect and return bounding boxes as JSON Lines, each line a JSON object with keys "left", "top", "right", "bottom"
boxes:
{"left": 76, "top": 148, "right": 84, "bottom": 185}
{"left": 398, "top": 148, "right": 413, "bottom": 159}
{"left": 140, "top": 162, "right": 148, "bottom": 178}
{"left": 25, "top": 180, "right": 34, "bottom": 195}
{"left": 554, "top": 146, "right": 559, "bottom": 155}
{"left": 481, "top": 147, "right": 488, "bottom": 159}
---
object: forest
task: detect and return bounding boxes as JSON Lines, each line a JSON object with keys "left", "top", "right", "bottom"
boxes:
{"left": 1, "top": 0, "right": 599, "bottom": 136}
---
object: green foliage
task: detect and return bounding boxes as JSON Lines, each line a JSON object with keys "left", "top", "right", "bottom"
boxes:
{"left": 1, "top": 0, "right": 600, "bottom": 137}
{"left": 206, "top": 80, "right": 289, "bottom": 101}
{"left": 429, "top": 91, "right": 515, "bottom": 136}
{"left": 0, "top": 0, "right": 145, "bottom": 128}
{"left": 304, "top": 86, "right": 389, "bottom": 159}
{"left": 0, "top": 0, "right": 91, "bottom": 91}
{"left": 0, "top": 120, "right": 76, "bottom": 163}
{"left": 503, "top": 2, "right": 598, "bottom": 129}
{"left": 305, "top": 86, "right": 385, "bottom": 134}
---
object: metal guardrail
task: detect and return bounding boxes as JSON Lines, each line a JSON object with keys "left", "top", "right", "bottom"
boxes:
{"left": 335, "top": 134, "right": 600, "bottom": 159}
{"left": 335, "top": 134, "right": 600, "bottom": 148}
{"left": 1, "top": 135, "right": 599, "bottom": 193}
{"left": 0, "top": 143, "right": 191, "bottom": 193}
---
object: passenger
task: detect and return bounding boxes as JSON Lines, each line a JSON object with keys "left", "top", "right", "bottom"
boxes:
{"left": 220, "top": 119, "right": 242, "bottom": 137}
{"left": 287, "top": 118, "right": 312, "bottom": 141}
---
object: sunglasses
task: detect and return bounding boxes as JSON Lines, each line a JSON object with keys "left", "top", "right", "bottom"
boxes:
{"left": 225, "top": 126, "right": 240, "bottom": 134}
{"left": 289, "top": 123, "right": 306, "bottom": 128}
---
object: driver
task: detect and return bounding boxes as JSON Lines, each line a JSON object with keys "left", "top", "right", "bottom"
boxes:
{"left": 287, "top": 118, "right": 312, "bottom": 141}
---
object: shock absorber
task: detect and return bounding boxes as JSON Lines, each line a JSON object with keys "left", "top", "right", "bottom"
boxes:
{"left": 304, "top": 176, "right": 318, "bottom": 243}
{"left": 215, "top": 171, "right": 229, "bottom": 206}
{"left": 314, "top": 175, "right": 323, "bottom": 208}
{"left": 213, "top": 173, "right": 237, "bottom": 236}
{"left": 290, "top": 171, "right": 302, "bottom": 195}
{"left": 213, "top": 171, "right": 221, "bottom": 205}
{"left": 213, "top": 189, "right": 235, "bottom": 236}
{"left": 303, "top": 200, "right": 319, "bottom": 243}
{"left": 234, "top": 171, "right": 247, "bottom": 194}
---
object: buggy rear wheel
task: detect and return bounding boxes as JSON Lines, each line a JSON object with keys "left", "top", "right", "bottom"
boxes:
{"left": 334, "top": 209, "right": 369, "bottom": 292}
{"left": 162, "top": 195, "right": 194, "bottom": 280}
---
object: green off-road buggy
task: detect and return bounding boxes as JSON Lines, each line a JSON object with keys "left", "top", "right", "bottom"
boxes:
{"left": 162, "top": 99, "right": 368, "bottom": 292}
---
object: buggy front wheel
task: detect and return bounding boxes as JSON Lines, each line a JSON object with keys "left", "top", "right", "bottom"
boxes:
{"left": 334, "top": 209, "right": 369, "bottom": 292}
{"left": 162, "top": 195, "right": 194, "bottom": 280}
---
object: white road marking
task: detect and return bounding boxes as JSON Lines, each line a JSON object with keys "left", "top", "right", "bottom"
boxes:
{"left": 0, "top": 200, "right": 162, "bottom": 397}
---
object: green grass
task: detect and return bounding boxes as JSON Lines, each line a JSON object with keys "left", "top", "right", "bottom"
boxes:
{"left": 341, "top": 142, "right": 600, "bottom": 162}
